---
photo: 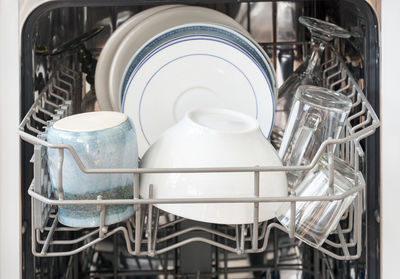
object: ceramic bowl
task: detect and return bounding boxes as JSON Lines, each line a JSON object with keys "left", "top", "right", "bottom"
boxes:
{"left": 47, "top": 111, "right": 138, "bottom": 227}
{"left": 140, "top": 108, "right": 288, "bottom": 224}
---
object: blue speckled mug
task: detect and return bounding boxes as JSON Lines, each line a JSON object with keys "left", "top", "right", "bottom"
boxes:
{"left": 47, "top": 111, "right": 138, "bottom": 227}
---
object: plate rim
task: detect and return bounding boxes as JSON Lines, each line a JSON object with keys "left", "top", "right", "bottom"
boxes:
{"left": 121, "top": 32, "right": 275, "bottom": 155}
{"left": 95, "top": 5, "right": 182, "bottom": 110}
{"left": 120, "top": 23, "right": 276, "bottom": 105}
{"left": 109, "top": 5, "right": 250, "bottom": 111}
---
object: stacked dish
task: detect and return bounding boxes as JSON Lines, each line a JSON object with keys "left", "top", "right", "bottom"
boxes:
{"left": 95, "top": 5, "right": 277, "bottom": 157}
{"left": 93, "top": 6, "right": 283, "bottom": 225}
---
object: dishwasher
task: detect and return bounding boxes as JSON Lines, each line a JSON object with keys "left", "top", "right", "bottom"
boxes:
{"left": 17, "top": 0, "right": 380, "bottom": 278}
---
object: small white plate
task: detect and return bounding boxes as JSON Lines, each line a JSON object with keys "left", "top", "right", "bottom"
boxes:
{"left": 109, "top": 6, "right": 248, "bottom": 111}
{"left": 122, "top": 26, "right": 275, "bottom": 157}
{"left": 95, "top": 5, "right": 181, "bottom": 110}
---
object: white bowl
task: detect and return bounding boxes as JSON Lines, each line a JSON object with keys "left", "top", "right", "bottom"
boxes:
{"left": 140, "top": 108, "right": 288, "bottom": 224}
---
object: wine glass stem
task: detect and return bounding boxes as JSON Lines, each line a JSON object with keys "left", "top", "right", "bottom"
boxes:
{"left": 304, "top": 41, "right": 327, "bottom": 75}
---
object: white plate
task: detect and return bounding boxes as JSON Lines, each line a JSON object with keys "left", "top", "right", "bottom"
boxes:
{"left": 110, "top": 6, "right": 249, "bottom": 111}
{"left": 122, "top": 29, "right": 275, "bottom": 157}
{"left": 95, "top": 5, "right": 181, "bottom": 110}
{"left": 120, "top": 24, "right": 276, "bottom": 105}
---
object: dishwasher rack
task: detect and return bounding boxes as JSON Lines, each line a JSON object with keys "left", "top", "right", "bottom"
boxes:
{"left": 19, "top": 46, "right": 379, "bottom": 261}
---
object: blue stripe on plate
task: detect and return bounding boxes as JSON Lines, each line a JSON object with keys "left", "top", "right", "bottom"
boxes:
{"left": 121, "top": 25, "right": 274, "bottom": 100}
{"left": 121, "top": 37, "right": 274, "bottom": 141}
{"left": 137, "top": 53, "right": 259, "bottom": 145}
{"left": 121, "top": 27, "right": 275, "bottom": 141}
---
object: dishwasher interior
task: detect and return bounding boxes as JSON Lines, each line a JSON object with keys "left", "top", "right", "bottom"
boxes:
{"left": 19, "top": 1, "right": 380, "bottom": 278}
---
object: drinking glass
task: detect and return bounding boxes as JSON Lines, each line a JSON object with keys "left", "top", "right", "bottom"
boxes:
{"left": 271, "top": 16, "right": 351, "bottom": 148}
{"left": 276, "top": 154, "right": 358, "bottom": 248}
{"left": 279, "top": 85, "right": 352, "bottom": 188}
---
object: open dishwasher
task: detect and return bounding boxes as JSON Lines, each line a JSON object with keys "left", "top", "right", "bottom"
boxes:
{"left": 17, "top": 0, "right": 380, "bottom": 278}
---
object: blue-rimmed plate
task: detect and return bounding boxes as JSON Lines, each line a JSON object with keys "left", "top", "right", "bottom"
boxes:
{"left": 121, "top": 24, "right": 276, "bottom": 157}
{"left": 95, "top": 5, "right": 182, "bottom": 111}
{"left": 109, "top": 6, "right": 249, "bottom": 111}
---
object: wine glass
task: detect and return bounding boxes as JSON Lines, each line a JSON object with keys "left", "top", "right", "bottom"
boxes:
{"left": 271, "top": 16, "right": 350, "bottom": 148}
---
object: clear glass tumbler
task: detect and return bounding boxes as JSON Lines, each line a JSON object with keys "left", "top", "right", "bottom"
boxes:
{"left": 271, "top": 16, "right": 351, "bottom": 148}
{"left": 276, "top": 154, "right": 358, "bottom": 248}
{"left": 279, "top": 85, "right": 352, "bottom": 188}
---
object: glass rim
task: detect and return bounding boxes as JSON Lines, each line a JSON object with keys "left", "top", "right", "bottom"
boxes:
{"left": 295, "top": 85, "right": 352, "bottom": 112}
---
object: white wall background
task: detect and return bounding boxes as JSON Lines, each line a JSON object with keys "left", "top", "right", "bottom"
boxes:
{"left": 381, "top": 0, "right": 400, "bottom": 278}
{"left": 0, "top": 0, "right": 21, "bottom": 278}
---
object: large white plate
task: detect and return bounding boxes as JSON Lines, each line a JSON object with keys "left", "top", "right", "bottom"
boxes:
{"left": 95, "top": 5, "right": 181, "bottom": 110}
{"left": 119, "top": 24, "right": 276, "bottom": 106}
{"left": 110, "top": 6, "right": 249, "bottom": 111}
{"left": 122, "top": 27, "right": 275, "bottom": 157}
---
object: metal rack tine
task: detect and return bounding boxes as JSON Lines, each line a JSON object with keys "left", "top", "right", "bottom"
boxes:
{"left": 26, "top": 120, "right": 41, "bottom": 134}
{"left": 40, "top": 213, "right": 58, "bottom": 255}
{"left": 252, "top": 169, "right": 260, "bottom": 250}
{"left": 147, "top": 184, "right": 154, "bottom": 256}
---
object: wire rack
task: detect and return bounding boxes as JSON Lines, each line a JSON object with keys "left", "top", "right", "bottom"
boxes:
{"left": 19, "top": 47, "right": 379, "bottom": 262}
